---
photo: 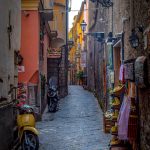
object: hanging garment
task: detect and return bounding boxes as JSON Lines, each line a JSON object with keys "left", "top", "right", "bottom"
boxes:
{"left": 119, "top": 64, "right": 125, "bottom": 83}
{"left": 118, "top": 95, "right": 131, "bottom": 140}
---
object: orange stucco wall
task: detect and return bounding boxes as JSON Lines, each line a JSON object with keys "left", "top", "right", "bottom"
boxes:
{"left": 19, "top": 11, "right": 39, "bottom": 84}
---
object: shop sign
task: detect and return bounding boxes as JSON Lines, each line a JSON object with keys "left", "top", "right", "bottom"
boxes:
{"left": 47, "top": 48, "right": 61, "bottom": 58}
{"left": 124, "top": 61, "right": 135, "bottom": 81}
{"left": 135, "top": 56, "right": 148, "bottom": 88}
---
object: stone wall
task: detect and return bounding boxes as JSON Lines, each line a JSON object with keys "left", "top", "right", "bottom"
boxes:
{"left": 112, "top": 0, "right": 150, "bottom": 149}
{"left": 88, "top": 0, "right": 150, "bottom": 148}
{"left": 132, "top": 1, "right": 150, "bottom": 149}
{"left": 59, "top": 46, "right": 68, "bottom": 98}
{"left": 0, "top": 0, "right": 21, "bottom": 149}
{"left": 87, "top": 1, "right": 113, "bottom": 109}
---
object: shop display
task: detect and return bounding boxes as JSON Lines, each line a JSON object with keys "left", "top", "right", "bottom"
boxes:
{"left": 104, "top": 64, "right": 139, "bottom": 150}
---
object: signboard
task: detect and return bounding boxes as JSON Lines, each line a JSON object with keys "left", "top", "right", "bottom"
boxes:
{"left": 47, "top": 48, "right": 61, "bottom": 58}
{"left": 124, "top": 62, "right": 135, "bottom": 81}
{"left": 135, "top": 56, "right": 148, "bottom": 88}
{"left": 124, "top": 60, "right": 135, "bottom": 81}
{"left": 81, "top": 51, "right": 87, "bottom": 68}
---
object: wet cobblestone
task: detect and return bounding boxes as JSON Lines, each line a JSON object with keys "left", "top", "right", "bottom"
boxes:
{"left": 37, "top": 86, "right": 110, "bottom": 150}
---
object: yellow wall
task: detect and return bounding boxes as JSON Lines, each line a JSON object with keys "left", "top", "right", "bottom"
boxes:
{"left": 21, "top": 0, "right": 39, "bottom": 10}
{"left": 49, "top": 0, "right": 66, "bottom": 42}
{"left": 68, "top": 2, "right": 84, "bottom": 84}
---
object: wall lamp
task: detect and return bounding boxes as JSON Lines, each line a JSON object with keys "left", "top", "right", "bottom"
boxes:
{"left": 106, "top": 32, "right": 117, "bottom": 45}
{"left": 80, "top": 20, "right": 87, "bottom": 33}
{"left": 129, "top": 26, "right": 144, "bottom": 49}
{"left": 80, "top": 20, "right": 105, "bottom": 42}
{"left": 90, "top": 0, "right": 113, "bottom": 7}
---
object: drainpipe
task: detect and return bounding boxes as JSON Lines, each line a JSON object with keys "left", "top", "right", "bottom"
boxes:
{"left": 66, "top": 0, "right": 69, "bottom": 93}
{"left": 66, "top": 0, "right": 68, "bottom": 44}
{"left": 111, "top": 1, "right": 114, "bottom": 70}
{"left": 121, "top": 32, "right": 125, "bottom": 62}
{"left": 94, "top": 37, "right": 96, "bottom": 91}
{"left": 111, "top": 1, "right": 114, "bottom": 90}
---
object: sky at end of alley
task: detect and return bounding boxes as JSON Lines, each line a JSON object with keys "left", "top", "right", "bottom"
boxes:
{"left": 69, "top": 0, "right": 83, "bottom": 29}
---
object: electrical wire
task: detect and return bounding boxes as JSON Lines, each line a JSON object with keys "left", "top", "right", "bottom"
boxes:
{"left": 39, "top": 7, "right": 103, "bottom": 13}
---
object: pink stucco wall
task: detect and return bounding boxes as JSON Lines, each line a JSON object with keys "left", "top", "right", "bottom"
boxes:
{"left": 19, "top": 11, "right": 39, "bottom": 84}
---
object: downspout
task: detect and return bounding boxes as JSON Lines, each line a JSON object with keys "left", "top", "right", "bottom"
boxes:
{"left": 66, "top": 0, "right": 69, "bottom": 94}
{"left": 111, "top": 1, "right": 114, "bottom": 70}
{"left": 111, "top": 1, "right": 114, "bottom": 90}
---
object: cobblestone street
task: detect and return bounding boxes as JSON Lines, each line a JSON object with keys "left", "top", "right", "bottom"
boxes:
{"left": 37, "top": 86, "right": 110, "bottom": 150}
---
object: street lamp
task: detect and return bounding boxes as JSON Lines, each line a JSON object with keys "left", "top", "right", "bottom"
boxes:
{"left": 129, "top": 26, "right": 144, "bottom": 49}
{"left": 80, "top": 20, "right": 87, "bottom": 33}
{"left": 129, "top": 29, "right": 139, "bottom": 49}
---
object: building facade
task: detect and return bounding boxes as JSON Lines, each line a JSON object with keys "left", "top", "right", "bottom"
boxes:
{"left": 87, "top": 0, "right": 150, "bottom": 149}
{"left": 0, "top": 0, "right": 21, "bottom": 149}
{"left": 19, "top": 0, "right": 52, "bottom": 115}
{"left": 68, "top": 2, "right": 86, "bottom": 85}
{"left": 48, "top": 0, "right": 68, "bottom": 98}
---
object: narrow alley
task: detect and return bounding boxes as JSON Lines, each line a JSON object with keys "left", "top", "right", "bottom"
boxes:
{"left": 37, "top": 86, "right": 110, "bottom": 150}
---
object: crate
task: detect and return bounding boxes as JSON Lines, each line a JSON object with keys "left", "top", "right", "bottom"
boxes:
{"left": 103, "top": 114, "right": 112, "bottom": 133}
{"left": 128, "top": 115, "right": 138, "bottom": 140}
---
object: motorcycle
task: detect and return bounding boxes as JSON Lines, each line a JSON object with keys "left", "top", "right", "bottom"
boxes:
{"left": 47, "top": 77, "right": 59, "bottom": 112}
{"left": 13, "top": 103, "right": 39, "bottom": 150}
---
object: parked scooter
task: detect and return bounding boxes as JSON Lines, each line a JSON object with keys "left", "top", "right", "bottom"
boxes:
{"left": 13, "top": 102, "right": 39, "bottom": 150}
{"left": 47, "top": 77, "right": 59, "bottom": 112}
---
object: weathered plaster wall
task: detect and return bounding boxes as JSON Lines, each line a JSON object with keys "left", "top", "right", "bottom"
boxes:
{"left": 0, "top": 0, "right": 21, "bottom": 149}
{"left": 112, "top": 0, "right": 150, "bottom": 149}
{"left": 19, "top": 11, "right": 39, "bottom": 83}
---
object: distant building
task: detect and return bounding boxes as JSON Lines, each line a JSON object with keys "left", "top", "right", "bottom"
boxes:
{"left": 68, "top": 2, "right": 87, "bottom": 85}
{"left": 48, "top": 0, "right": 68, "bottom": 98}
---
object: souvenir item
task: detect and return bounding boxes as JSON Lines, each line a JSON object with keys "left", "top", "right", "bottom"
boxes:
{"left": 135, "top": 56, "right": 148, "bottom": 88}
{"left": 118, "top": 96, "right": 131, "bottom": 140}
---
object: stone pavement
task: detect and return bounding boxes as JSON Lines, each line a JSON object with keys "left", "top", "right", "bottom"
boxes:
{"left": 37, "top": 86, "right": 110, "bottom": 150}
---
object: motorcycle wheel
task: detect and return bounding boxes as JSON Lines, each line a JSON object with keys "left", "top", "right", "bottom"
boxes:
{"left": 22, "top": 131, "right": 39, "bottom": 150}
